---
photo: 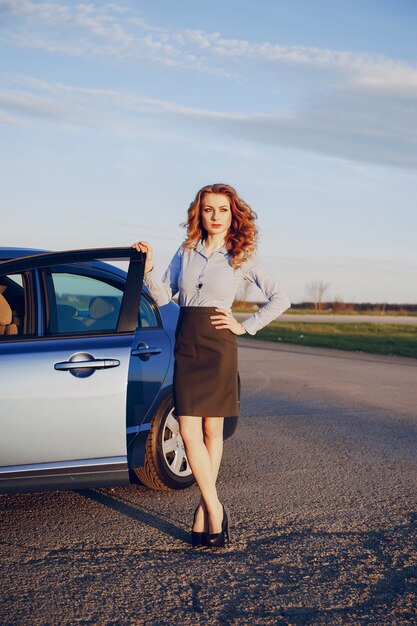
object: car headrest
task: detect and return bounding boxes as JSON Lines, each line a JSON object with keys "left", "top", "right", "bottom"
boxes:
{"left": 0, "top": 293, "right": 12, "bottom": 326}
{"left": 89, "top": 296, "right": 120, "bottom": 320}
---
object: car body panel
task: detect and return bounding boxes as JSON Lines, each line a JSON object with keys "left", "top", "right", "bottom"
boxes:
{"left": 0, "top": 334, "right": 134, "bottom": 466}
{"left": 127, "top": 327, "right": 172, "bottom": 430}
{"left": 0, "top": 247, "right": 145, "bottom": 492}
{"left": 0, "top": 457, "right": 128, "bottom": 493}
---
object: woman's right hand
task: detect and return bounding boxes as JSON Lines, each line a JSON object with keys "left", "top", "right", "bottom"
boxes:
{"left": 131, "top": 240, "right": 154, "bottom": 273}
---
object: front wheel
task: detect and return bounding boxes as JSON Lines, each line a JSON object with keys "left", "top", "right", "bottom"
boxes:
{"left": 133, "top": 394, "right": 196, "bottom": 491}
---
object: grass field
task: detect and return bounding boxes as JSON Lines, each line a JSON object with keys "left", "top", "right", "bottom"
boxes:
{"left": 233, "top": 306, "right": 417, "bottom": 316}
{"left": 284, "top": 309, "right": 417, "bottom": 316}
{"left": 244, "top": 322, "right": 417, "bottom": 359}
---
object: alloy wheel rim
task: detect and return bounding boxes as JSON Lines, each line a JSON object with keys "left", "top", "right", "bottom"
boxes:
{"left": 161, "top": 410, "right": 192, "bottom": 477}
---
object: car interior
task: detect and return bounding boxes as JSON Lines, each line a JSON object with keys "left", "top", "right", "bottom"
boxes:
{"left": 0, "top": 275, "right": 25, "bottom": 336}
{"left": 52, "top": 294, "right": 155, "bottom": 333}
{"left": 0, "top": 271, "right": 157, "bottom": 338}
{"left": 53, "top": 295, "right": 122, "bottom": 333}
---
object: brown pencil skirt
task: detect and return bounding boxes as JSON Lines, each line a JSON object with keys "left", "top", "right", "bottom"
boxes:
{"left": 173, "top": 306, "right": 239, "bottom": 418}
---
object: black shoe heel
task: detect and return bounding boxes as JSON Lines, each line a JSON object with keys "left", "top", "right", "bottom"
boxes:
{"left": 206, "top": 503, "right": 231, "bottom": 548}
{"left": 224, "top": 506, "right": 231, "bottom": 543}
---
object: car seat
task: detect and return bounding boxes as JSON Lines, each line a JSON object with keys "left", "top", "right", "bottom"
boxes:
{"left": 56, "top": 304, "right": 85, "bottom": 333}
{"left": 83, "top": 296, "right": 121, "bottom": 331}
{"left": 0, "top": 293, "right": 18, "bottom": 336}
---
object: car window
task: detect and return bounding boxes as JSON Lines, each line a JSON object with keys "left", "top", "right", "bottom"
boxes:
{"left": 46, "top": 270, "right": 124, "bottom": 335}
{"left": 1, "top": 263, "right": 160, "bottom": 338}
{"left": 139, "top": 294, "right": 159, "bottom": 328}
{"left": 0, "top": 273, "right": 30, "bottom": 339}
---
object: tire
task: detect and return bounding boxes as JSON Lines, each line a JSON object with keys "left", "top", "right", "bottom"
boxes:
{"left": 133, "top": 393, "right": 196, "bottom": 491}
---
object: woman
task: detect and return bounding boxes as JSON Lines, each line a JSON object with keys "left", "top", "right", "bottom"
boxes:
{"left": 131, "top": 183, "right": 291, "bottom": 549}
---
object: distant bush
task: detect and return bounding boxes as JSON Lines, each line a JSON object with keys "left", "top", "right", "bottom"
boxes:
{"left": 286, "top": 301, "right": 417, "bottom": 315}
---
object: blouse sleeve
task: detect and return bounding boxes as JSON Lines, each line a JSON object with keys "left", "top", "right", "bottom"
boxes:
{"left": 240, "top": 255, "right": 291, "bottom": 335}
{"left": 142, "top": 244, "right": 183, "bottom": 307}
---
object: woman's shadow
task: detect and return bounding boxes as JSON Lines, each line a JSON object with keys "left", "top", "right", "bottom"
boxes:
{"left": 75, "top": 487, "right": 190, "bottom": 545}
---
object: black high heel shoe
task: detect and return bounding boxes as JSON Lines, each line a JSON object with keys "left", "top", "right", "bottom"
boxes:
{"left": 205, "top": 503, "right": 231, "bottom": 548}
{"left": 191, "top": 506, "right": 208, "bottom": 547}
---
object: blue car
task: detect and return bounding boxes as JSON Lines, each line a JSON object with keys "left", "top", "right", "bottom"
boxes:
{"left": 0, "top": 247, "right": 238, "bottom": 494}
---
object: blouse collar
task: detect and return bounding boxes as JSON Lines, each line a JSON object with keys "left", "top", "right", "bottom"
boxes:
{"left": 195, "top": 239, "right": 230, "bottom": 258}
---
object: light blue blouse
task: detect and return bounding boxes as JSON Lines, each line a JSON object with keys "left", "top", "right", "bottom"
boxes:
{"left": 143, "top": 239, "right": 291, "bottom": 335}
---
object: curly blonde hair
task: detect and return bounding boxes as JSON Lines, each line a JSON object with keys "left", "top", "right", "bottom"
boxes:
{"left": 182, "top": 183, "right": 258, "bottom": 268}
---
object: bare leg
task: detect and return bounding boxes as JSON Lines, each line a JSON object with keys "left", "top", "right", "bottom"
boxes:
{"left": 179, "top": 415, "right": 224, "bottom": 534}
{"left": 195, "top": 416, "right": 224, "bottom": 531}
{"left": 203, "top": 416, "right": 224, "bottom": 482}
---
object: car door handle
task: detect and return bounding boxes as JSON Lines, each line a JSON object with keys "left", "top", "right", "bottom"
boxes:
{"left": 55, "top": 359, "right": 120, "bottom": 371}
{"left": 131, "top": 343, "right": 162, "bottom": 361}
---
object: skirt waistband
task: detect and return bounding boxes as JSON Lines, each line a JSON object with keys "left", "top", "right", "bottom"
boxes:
{"left": 179, "top": 306, "right": 226, "bottom": 314}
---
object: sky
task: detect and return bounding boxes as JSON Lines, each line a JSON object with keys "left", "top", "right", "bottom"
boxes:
{"left": 1, "top": 0, "right": 416, "bottom": 304}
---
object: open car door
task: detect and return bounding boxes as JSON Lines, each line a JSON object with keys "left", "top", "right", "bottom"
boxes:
{"left": 0, "top": 247, "right": 144, "bottom": 492}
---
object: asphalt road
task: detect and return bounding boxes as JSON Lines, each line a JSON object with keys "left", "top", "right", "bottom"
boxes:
{"left": 1, "top": 340, "right": 416, "bottom": 625}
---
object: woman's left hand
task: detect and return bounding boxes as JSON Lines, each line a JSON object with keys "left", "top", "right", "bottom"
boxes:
{"left": 210, "top": 308, "right": 247, "bottom": 335}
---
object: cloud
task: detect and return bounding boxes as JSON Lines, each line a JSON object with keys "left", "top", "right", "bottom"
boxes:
{"left": 0, "top": 0, "right": 216, "bottom": 72}
{"left": 2, "top": 0, "right": 417, "bottom": 95}
{"left": 1, "top": 76, "right": 416, "bottom": 170}
{"left": 1, "top": 1, "right": 416, "bottom": 169}
{"left": 0, "top": 109, "right": 26, "bottom": 125}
